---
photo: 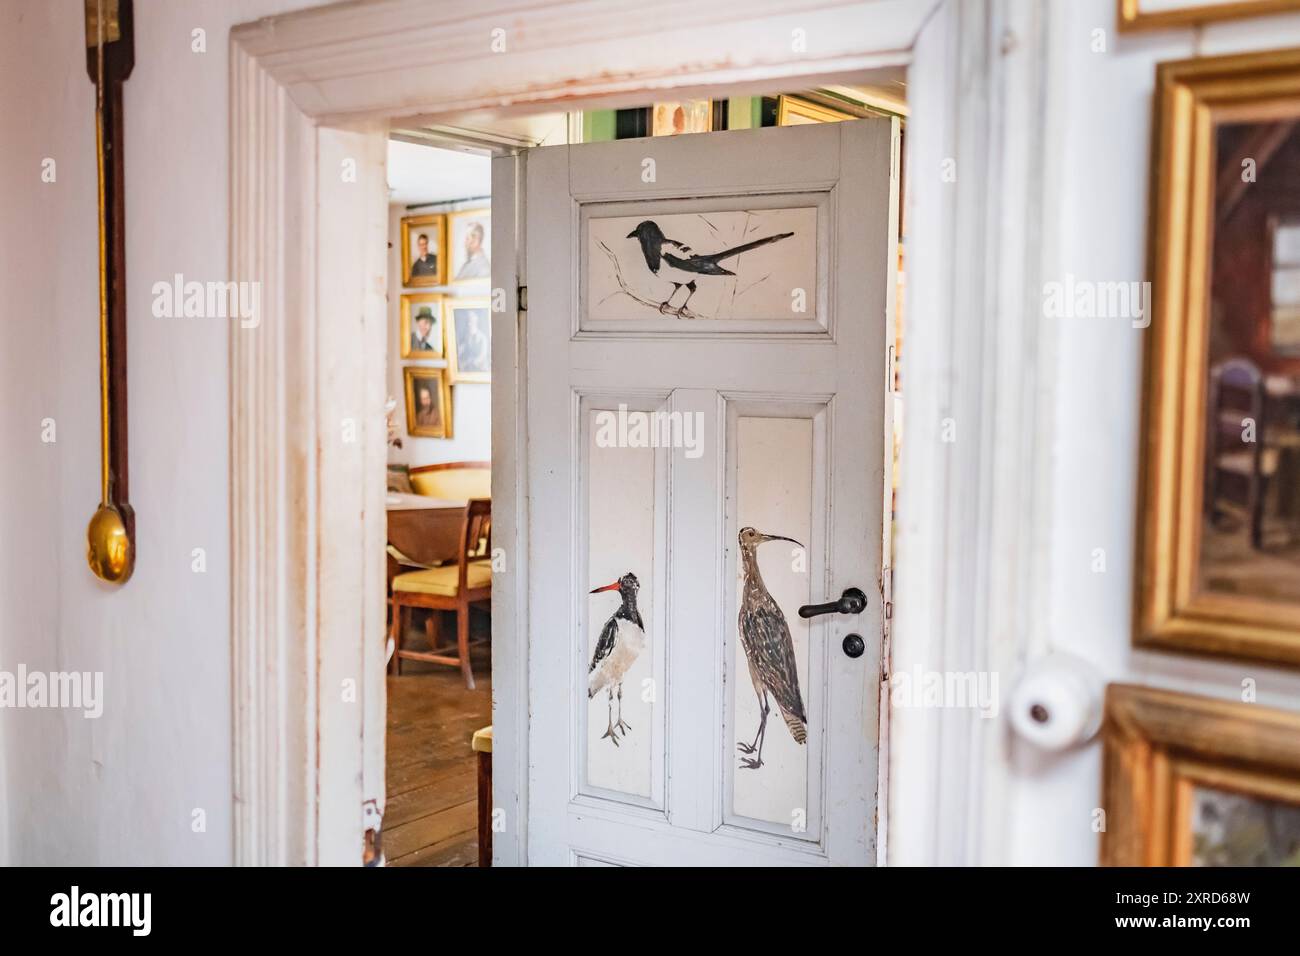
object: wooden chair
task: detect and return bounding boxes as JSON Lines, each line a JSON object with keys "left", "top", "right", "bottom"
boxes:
{"left": 390, "top": 498, "right": 491, "bottom": 688}
{"left": 1205, "top": 357, "right": 1274, "bottom": 548}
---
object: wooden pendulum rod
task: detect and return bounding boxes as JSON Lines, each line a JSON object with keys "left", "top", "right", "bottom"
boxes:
{"left": 84, "top": 0, "right": 136, "bottom": 584}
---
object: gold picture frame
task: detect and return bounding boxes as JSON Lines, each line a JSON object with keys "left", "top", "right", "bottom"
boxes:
{"left": 446, "top": 208, "right": 491, "bottom": 284}
{"left": 400, "top": 213, "right": 446, "bottom": 287}
{"left": 1101, "top": 685, "right": 1300, "bottom": 866}
{"left": 776, "top": 94, "right": 855, "bottom": 126}
{"left": 444, "top": 296, "right": 492, "bottom": 384}
{"left": 403, "top": 366, "right": 453, "bottom": 439}
{"left": 399, "top": 292, "right": 444, "bottom": 359}
{"left": 1119, "top": 0, "right": 1300, "bottom": 32}
{"left": 1136, "top": 48, "right": 1300, "bottom": 667}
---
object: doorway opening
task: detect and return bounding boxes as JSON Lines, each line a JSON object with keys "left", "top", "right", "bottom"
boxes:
{"left": 382, "top": 137, "right": 495, "bottom": 867}
{"left": 382, "top": 114, "right": 574, "bottom": 865}
{"left": 374, "top": 83, "right": 907, "bottom": 866}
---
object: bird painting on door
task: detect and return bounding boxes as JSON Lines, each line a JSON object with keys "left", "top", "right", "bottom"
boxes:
{"left": 736, "top": 527, "right": 807, "bottom": 770}
{"left": 589, "top": 572, "right": 645, "bottom": 746}
{"left": 623, "top": 220, "right": 793, "bottom": 317}
{"left": 589, "top": 207, "right": 817, "bottom": 323}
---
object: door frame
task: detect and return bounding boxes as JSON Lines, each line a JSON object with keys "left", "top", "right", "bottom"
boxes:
{"left": 228, "top": 0, "right": 1057, "bottom": 865}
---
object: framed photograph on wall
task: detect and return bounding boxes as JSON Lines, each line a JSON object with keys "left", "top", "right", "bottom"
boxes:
{"left": 1136, "top": 48, "right": 1300, "bottom": 667}
{"left": 399, "top": 292, "right": 444, "bottom": 359}
{"left": 400, "top": 213, "right": 446, "bottom": 287}
{"left": 444, "top": 297, "right": 492, "bottom": 384}
{"left": 1118, "top": 0, "right": 1300, "bottom": 31}
{"left": 1101, "top": 685, "right": 1300, "bottom": 865}
{"left": 447, "top": 208, "right": 491, "bottom": 283}
{"left": 403, "top": 366, "right": 453, "bottom": 439}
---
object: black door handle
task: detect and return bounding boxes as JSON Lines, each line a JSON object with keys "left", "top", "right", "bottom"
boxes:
{"left": 798, "top": 587, "right": 868, "bottom": 619}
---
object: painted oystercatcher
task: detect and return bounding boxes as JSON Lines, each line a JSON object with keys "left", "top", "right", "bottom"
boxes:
{"left": 588, "top": 572, "right": 645, "bottom": 745}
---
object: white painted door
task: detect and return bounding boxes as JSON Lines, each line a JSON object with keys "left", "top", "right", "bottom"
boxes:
{"left": 526, "top": 120, "right": 897, "bottom": 866}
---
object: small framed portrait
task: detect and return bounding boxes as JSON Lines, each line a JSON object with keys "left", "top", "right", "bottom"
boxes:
{"left": 652, "top": 100, "right": 713, "bottom": 136}
{"left": 1101, "top": 685, "right": 1300, "bottom": 865}
{"left": 403, "top": 366, "right": 453, "bottom": 439}
{"left": 1118, "top": 0, "right": 1300, "bottom": 32}
{"left": 400, "top": 293, "right": 444, "bottom": 359}
{"left": 444, "top": 297, "right": 492, "bottom": 384}
{"left": 1136, "top": 48, "right": 1300, "bottom": 667}
{"left": 448, "top": 208, "right": 491, "bottom": 283}
{"left": 400, "top": 213, "right": 446, "bottom": 287}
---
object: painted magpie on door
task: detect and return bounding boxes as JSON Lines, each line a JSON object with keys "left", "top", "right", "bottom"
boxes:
{"left": 625, "top": 220, "right": 794, "bottom": 316}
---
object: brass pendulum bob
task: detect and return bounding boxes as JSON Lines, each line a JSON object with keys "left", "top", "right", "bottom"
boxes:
{"left": 86, "top": 0, "right": 134, "bottom": 584}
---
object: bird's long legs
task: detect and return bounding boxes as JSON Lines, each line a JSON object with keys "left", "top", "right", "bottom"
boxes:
{"left": 614, "top": 683, "right": 632, "bottom": 735}
{"left": 601, "top": 687, "right": 620, "bottom": 746}
{"left": 658, "top": 282, "right": 698, "bottom": 317}
{"left": 738, "top": 690, "right": 770, "bottom": 769}
{"left": 678, "top": 280, "right": 698, "bottom": 314}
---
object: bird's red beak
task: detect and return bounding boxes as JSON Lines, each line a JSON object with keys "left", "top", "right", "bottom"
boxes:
{"left": 590, "top": 581, "right": 621, "bottom": 594}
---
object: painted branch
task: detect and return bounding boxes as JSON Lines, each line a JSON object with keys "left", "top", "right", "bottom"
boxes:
{"left": 595, "top": 240, "right": 697, "bottom": 319}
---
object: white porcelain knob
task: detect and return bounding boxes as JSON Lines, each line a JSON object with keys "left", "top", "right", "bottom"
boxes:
{"left": 1008, "top": 653, "right": 1102, "bottom": 751}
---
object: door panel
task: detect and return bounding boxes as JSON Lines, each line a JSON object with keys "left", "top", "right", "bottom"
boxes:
{"left": 580, "top": 393, "right": 669, "bottom": 806}
{"left": 582, "top": 196, "right": 828, "bottom": 334}
{"left": 725, "top": 406, "right": 826, "bottom": 839}
{"left": 527, "top": 120, "right": 897, "bottom": 866}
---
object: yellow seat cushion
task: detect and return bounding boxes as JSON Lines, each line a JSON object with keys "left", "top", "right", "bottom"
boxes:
{"left": 392, "top": 559, "right": 491, "bottom": 597}
{"left": 471, "top": 726, "right": 493, "bottom": 754}
{"left": 410, "top": 468, "right": 490, "bottom": 500}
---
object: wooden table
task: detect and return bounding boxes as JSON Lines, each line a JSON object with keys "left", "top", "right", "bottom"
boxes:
{"left": 385, "top": 492, "right": 467, "bottom": 568}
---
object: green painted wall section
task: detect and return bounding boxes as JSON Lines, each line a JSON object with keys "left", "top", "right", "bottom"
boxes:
{"left": 580, "top": 98, "right": 761, "bottom": 141}
{"left": 582, "top": 110, "right": 617, "bottom": 142}
{"left": 727, "top": 96, "right": 763, "bottom": 130}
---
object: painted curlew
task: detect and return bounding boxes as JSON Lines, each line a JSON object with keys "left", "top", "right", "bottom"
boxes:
{"left": 736, "top": 527, "right": 807, "bottom": 769}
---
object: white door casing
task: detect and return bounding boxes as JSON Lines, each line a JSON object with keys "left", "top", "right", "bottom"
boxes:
{"left": 224, "top": 0, "right": 1052, "bottom": 869}
{"left": 526, "top": 120, "right": 898, "bottom": 865}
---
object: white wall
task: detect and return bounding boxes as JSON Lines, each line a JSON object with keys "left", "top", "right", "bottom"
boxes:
{"left": 386, "top": 202, "right": 492, "bottom": 467}
{"left": 1005, "top": 0, "right": 1300, "bottom": 865}
{"left": 0, "top": 0, "right": 325, "bottom": 865}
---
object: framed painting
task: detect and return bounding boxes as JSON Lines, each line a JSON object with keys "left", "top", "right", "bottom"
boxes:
{"left": 1101, "top": 685, "right": 1300, "bottom": 866}
{"left": 1119, "top": 0, "right": 1300, "bottom": 31}
{"left": 444, "top": 296, "right": 491, "bottom": 384}
{"left": 1136, "top": 48, "right": 1300, "bottom": 667}
{"left": 776, "top": 95, "right": 855, "bottom": 126}
{"left": 651, "top": 100, "right": 713, "bottom": 136}
{"left": 399, "top": 292, "right": 444, "bottom": 359}
{"left": 447, "top": 208, "right": 491, "bottom": 283}
{"left": 403, "top": 366, "right": 453, "bottom": 439}
{"left": 400, "top": 213, "right": 446, "bottom": 287}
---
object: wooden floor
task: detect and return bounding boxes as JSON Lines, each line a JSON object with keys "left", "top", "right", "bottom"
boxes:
{"left": 385, "top": 610, "right": 491, "bottom": 867}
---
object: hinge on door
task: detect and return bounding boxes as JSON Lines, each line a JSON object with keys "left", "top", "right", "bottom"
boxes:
{"left": 363, "top": 798, "right": 384, "bottom": 867}
{"left": 517, "top": 285, "right": 528, "bottom": 311}
{"left": 880, "top": 567, "right": 893, "bottom": 674}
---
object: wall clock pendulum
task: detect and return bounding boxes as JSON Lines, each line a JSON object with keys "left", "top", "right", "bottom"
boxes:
{"left": 84, "top": 0, "right": 135, "bottom": 584}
